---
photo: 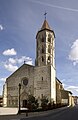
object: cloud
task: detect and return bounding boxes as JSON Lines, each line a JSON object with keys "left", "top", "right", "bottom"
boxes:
{"left": 3, "top": 48, "right": 17, "bottom": 56}
{"left": 66, "top": 85, "right": 78, "bottom": 94}
{"left": 0, "top": 24, "right": 4, "bottom": 31}
{"left": 4, "top": 63, "right": 18, "bottom": 72}
{"left": 26, "top": 60, "right": 33, "bottom": 65}
{"left": 8, "top": 58, "right": 17, "bottom": 64}
{"left": 16, "top": 56, "right": 33, "bottom": 64}
{"left": 8, "top": 56, "right": 33, "bottom": 65}
{"left": 30, "top": 0, "right": 78, "bottom": 12}
{"left": 4, "top": 56, "right": 33, "bottom": 72}
{"left": 0, "top": 77, "right": 6, "bottom": 82}
{"left": 69, "top": 39, "right": 78, "bottom": 65}
{"left": 62, "top": 82, "right": 78, "bottom": 95}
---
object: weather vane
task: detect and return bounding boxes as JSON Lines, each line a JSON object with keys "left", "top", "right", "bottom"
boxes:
{"left": 44, "top": 11, "right": 47, "bottom": 20}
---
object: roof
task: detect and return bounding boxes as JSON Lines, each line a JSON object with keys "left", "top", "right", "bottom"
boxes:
{"left": 36, "top": 19, "right": 55, "bottom": 38}
{"left": 6, "top": 63, "right": 34, "bottom": 81}
{"left": 41, "top": 20, "right": 51, "bottom": 30}
{"left": 56, "top": 77, "right": 62, "bottom": 84}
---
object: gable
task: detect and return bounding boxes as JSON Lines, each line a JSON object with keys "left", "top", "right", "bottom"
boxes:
{"left": 6, "top": 64, "right": 34, "bottom": 82}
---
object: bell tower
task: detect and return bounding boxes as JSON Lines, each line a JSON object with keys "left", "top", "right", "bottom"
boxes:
{"left": 35, "top": 14, "right": 56, "bottom": 103}
{"left": 35, "top": 14, "right": 55, "bottom": 68}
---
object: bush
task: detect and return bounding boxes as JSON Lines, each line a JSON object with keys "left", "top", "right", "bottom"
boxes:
{"left": 27, "top": 95, "right": 39, "bottom": 111}
{"left": 41, "top": 96, "right": 48, "bottom": 110}
{"left": 47, "top": 103, "right": 52, "bottom": 110}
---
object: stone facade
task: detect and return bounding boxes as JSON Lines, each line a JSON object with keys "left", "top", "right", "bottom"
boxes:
{"left": 56, "top": 78, "right": 63, "bottom": 104}
{"left": 0, "top": 95, "right": 3, "bottom": 107}
{"left": 3, "top": 18, "right": 74, "bottom": 108}
{"left": 3, "top": 64, "right": 34, "bottom": 107}
{"left": 56, "top": 78, "right": 74, "bottom": 106}
{"left": 3, "top": 19, "right": 56, "bottom": 107}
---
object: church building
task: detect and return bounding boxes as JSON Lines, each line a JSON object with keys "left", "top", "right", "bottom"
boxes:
{"left": 3, "top": 16, "right": 56, "bottom": 107}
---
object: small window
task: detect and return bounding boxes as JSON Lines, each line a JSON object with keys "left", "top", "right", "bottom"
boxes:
{"left": 47, "top": 56, "right": 50, "bottom": 63}
{"left": 42, "top": 47, "right": 44, "bottom": 53}
{"left": 42, "top": 37, "right": 44, "bottom": 42}
{"left": 48, "top": 34, "right": 52, "bottom": 42}
{"left": 42, "top": 77, "right": 43, "bottom": 80}
{"left": 48, "top": 37, "right": 51, "bottom": 42}
{"left": 48, "top": 56, "right": 50, "bottom": 60}
{"left": 42, "top": 56, "right": 44, "bottom": 62}
{"left": 48, "top": 45, "right": 51, "bottom": 53}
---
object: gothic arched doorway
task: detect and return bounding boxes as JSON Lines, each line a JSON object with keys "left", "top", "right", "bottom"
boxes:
{"left": 20, "top": 91, "right": 28, "bottom": 108}
{"left": 23, "top": 99, "right": 27, "bottom": 107}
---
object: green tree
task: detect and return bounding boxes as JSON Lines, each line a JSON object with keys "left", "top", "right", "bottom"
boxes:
{"left": 41, "top": 96, "right": 48, "bottom": 110}
{"left": 27, "top": 95, "right": 38, "bottom": 111}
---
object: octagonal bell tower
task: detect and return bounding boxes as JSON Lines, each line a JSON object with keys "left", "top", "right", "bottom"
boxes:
{"left": 35, "top": 17, "right": 55, "bottom": 68}
{"left": 35, "top": 15, "right": 56, "bottom": 103}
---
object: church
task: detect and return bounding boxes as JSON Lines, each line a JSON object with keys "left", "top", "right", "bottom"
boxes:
{"left": 3, "top": 16, "right": 56, "bottom": 107}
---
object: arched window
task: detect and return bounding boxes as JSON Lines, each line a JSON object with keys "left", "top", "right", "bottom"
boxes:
{"left": 48, "top": 34, "right": 52, "bottom": 42}
{"left": 47, "top": 56, "right": 50, "bottom": 63}
{"left": 42, "top": 36, "right": 44, "bottom": 42}
{"left": 48, "top": 45, "right": 51, "bottom": 53}
{"left": 42, "top": 46, "right": 44, "bottom": 53}
{"left": 42, "top": 56, "right": 44, "bottom": 62}
{"left": 42, "top": 77, "right": 43, "bottom": 81}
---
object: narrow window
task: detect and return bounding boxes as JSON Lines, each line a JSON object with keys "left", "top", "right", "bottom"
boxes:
{"left": 47, "top": 56, "right": 50, "bottom": 63}
{"left": 48, "top": 34, "right": 52, "bottom": 42}
{"left": 42, "top": 47, "right": 44, "bottom": 53}
{"left": 48, "top": 45, "right": 51, "bottom": 53}
{"left": 42, "top": 37, "right": 44, "bottom": 42}
{"left": 42, "top": 77, "right": 43, "bottom": 81}
{"left": 42, "top": 56, "right": 44, "bottom": 62}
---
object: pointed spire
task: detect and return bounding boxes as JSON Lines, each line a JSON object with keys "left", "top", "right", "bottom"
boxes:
{"left": 41, "top": 19, "right": 51, "bottom": 30}
{"left": 41, "top": 12, "right": 51, "bottom": 30}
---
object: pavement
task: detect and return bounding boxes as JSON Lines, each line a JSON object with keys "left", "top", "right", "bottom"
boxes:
{"left": 0, "top": 108, "right": 18, "bottom": 115}
{"left": 0, "top": 106, "right": 70, "bottom": 120}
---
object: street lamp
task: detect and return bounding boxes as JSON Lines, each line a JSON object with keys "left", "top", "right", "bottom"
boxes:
{"left": 18, "top": 83, "right": 21, "bottom": 114}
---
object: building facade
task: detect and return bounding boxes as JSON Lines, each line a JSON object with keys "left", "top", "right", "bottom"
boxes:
{"left": 0, "top": 95, "right": 3, "bottom": 107}
{"left": 56, "top": 78, "right": 64, "bottom": 104}
{"left": 3, "top": 18, "right": 56, "bottom": 107}
{"left": 56, "top": 77, "right": 74, "bottom": 106}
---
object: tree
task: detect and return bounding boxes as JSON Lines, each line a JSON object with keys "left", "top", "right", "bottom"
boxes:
{"left": 41, "top": 96, "right": 48, "bottom": 110}
{"left": 27, "top": 95, "right": 38, "bottom": 111}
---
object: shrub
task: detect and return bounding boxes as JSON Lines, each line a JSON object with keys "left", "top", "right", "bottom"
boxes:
{"left": 27, "top": 95, "right": 39, "bottom": 111}
{"left": 41, "top": 96, "right": 48, "bottom": 110}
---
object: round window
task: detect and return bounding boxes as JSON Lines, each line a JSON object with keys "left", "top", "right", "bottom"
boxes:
{"left": 23, "top": 78, "right": 28, "bottom": 86}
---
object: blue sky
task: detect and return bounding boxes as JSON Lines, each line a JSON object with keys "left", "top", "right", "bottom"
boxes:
{"left": 0, "top": 0, "right": 78, "bottom": 96}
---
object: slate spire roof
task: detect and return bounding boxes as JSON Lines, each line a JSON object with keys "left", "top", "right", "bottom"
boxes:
{"left": 41, "top": 19, "right": 51, "bottom": 30}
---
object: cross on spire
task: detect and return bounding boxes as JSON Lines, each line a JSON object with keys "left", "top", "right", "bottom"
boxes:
{"left": 24, "top": 61, "right": 26, "bottom": 64}
{"left": 44, "top": 11, "right": 47, "bottom": 20}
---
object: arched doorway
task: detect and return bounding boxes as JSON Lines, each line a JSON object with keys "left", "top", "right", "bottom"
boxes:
{"left": 23, "top": 99, "right": 27, "bottom": 107}
{"left": 20, "top": 91, "right": 28, "bottom": 108}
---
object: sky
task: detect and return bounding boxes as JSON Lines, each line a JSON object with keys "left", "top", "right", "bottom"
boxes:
{"left": 0, "top": 0, "right": 78, "bottom": 96}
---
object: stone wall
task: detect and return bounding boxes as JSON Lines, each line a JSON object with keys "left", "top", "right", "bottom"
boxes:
{"left": 6, "top": 64, "right": 34, "bottom": 107}
{"left": 34, "top": 65, "right": 51, "bottom": 102}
